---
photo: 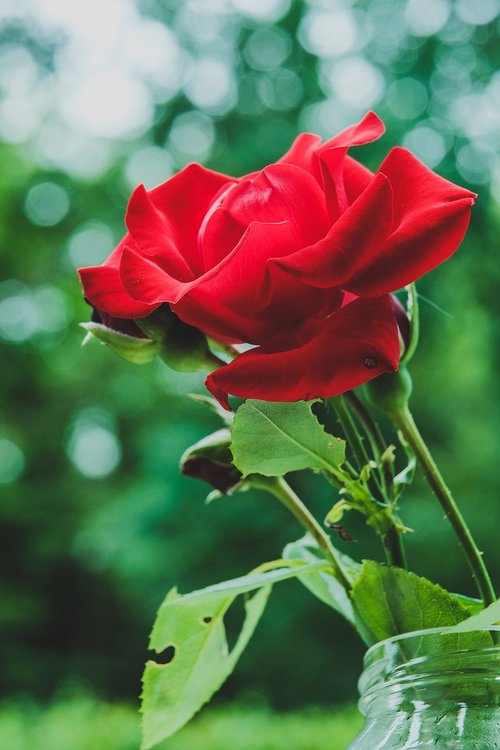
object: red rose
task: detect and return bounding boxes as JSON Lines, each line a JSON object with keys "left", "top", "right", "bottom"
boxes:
{"left": 79, "top": 112, "right": 475, "bottom": 408}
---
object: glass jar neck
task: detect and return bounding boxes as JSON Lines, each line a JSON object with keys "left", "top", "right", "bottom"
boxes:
{"left": 358, "top": 628, "right": 500, "bottom": 717}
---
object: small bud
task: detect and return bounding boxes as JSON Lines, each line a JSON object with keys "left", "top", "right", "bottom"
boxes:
{"left": 180, "top": 429, "right": 242, "bottom": 494}
{"left": 364, "top": 366, "right": 413, "bottom": 417}
{"left": 325, "top": 499, "right": 351, "bottom": 527}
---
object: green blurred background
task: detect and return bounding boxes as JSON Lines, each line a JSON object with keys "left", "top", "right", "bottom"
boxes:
{"left": 1, "top": 0, "right": 499, "bottom": 747}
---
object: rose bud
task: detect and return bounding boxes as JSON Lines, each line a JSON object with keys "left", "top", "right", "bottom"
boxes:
{"left": 180, "top": 429, "right": 243, "bottom": 495}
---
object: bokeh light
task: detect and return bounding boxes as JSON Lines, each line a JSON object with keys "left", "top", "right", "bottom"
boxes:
{"left": 0, "top": 438, "right": 25, "bottom": 484}
{"left": 24, "top": 182, "right": 70, "bottom": 227}
{"left": 2, "top": 0, "right": 500, "bottom": 737}
{"left": 66, "top": 408, "right": 121, "bottom": 478}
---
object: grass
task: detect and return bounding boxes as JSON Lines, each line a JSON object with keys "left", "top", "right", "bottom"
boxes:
{"left": 0, "top": 694, "right": 363, "bottom": 750}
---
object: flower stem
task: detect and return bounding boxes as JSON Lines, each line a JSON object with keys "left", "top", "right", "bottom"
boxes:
{"left": 391, "top": 404, "right": 496, "bottom": 607}
{"left": 263, "top": 476, "right": 352, "bottom": 592}
{"left": 329, "top": 395, "right": 372, "bottom": 474}
{"left": 344, "top": 390, "right": 395, "bottom": 501}
{"left": 400, "top": 283, "right": 420, "bottom": 366}
{"left": 330, "top": 395, "right": 407, "bottom": 569}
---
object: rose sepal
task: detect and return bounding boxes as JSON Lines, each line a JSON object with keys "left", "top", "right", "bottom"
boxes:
{"left": 134, "top": 305, "right": 223, "bottom": 373}
{"left": 80, "top": 321, "right": 160, "bottom": 364}
{"left": 364, "top": 366, "right": 413, "bottom": 418}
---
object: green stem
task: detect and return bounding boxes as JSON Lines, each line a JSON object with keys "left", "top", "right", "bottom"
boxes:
{"left": 392, "top": 405, "right": 496, "bottom": 607}
{"left": 383, "top": 525, "right": 407, "bottom": 569}
{"left": 400, "top": 284, "right": 420, "bottom": 366}
{"left": 264, "top": 477, "right": 352, "bottom": 593}
{"left": 344, "top": 390, "right": 395, "bottom": 502}
{"left": 329, "top": 395, "right": 372, "bottom": 475}
{"left": 329, "top": 396, "right": 407, "bottom": 569}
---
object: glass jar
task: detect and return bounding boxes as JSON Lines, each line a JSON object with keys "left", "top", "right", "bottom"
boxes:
{"left": 346, "top": 627, "right": 500, "bottom": 749}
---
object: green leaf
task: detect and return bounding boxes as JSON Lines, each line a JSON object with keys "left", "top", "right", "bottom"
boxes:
{"left": 80, "top": 322, "right": 160, "bottom": 364}
{"left": 231, "top": 400, "right": 345, "bottom": 477}
{"left": 449, "top": 597, "right": 500, "bottom": 633}
{"left": 351, "top": 561, "right": 492, "bottom": 648}
{"left": 141, "top": 561, "right": 327, "bottom": 749}
{"left": 450, "top": 592, "right": 484, "bottom": 615}
{"left": 283, "top": 534, "right": 360, "bottom": 625}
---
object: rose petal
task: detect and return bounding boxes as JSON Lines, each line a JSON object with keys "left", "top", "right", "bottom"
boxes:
{"left": 342, "top": 155, "right": 375, "bottom": 204}
{"left": 125, "top": 184, "right": 195, "bottom": 281}
{"left": 78, "top": 264, "right": 160, "bottom": 318}
{"left": 206, "top": 295, "right": 400, "bottom": 409}
{"left": 319, "top": 111, "right": 385, "bottom": 217}
{"left": 321, "top": 111, "right": 385, "bottom": 152}
{"left": 145, "top": 163, "right": 234, "bottom": 276}
{"left": 271, "top": 172, "right": 393, "bottom": 289}
{"left": 343, "top": 147, "right": 477, "bottom": 296}
{"left": 198, "top": 205, "right": 247, "bottom": 270}
{"left": 119, "top": 246, "right": 188, "bottom": 304}
{"left": 174, "top": 221, "right": 305, "bottom": 342}
{"left": 220, "top": 163, "right": 329, "bottom": 246}
{"left": 120, "top": 220, "right": 303, "bottom": 341}
{"left": 277, "top": 132, "right": 323, "bottom": 181}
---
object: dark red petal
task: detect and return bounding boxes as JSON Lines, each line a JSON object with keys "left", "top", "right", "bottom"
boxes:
{"left": 272, "top": 172, "right": 393, "bottom": 288}
{"left": 173, "top": 293, "right": 256, "bottom": 344}
{"left": 258, "top": 264, "right": 344, "bottom": 331}
{"left": 343, "top": 147, "right": 477, "bottom": 297}
{"left": 319, "top": 111, "right": 385, "bottom": 217}
{"left": 78, "top": 264, "right": 160, "bottom": 318}
{"left": 205, "top": 296, "right": 400, "bottom": 408}
{"left": 147, "top": 163, "right": 235, "bottom": 276}
{"left": 220, "top": 163, "right": 329, "bottom": 246}
{"left": 125, "top": 184, "right": 195, "bottom": 281}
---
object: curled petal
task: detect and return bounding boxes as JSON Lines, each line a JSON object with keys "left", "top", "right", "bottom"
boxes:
{"left": 78, "top": 264, "right": 160, "bottom": 318}
{"left": 343, "top": 147, "right": 477, "bottom": 296}
{"left": 120, "top": 220, "right": 303, "bottom": 341}
{"left": 144, "top": 163, "right": 234, "bottom": 276}
{"left": 319, "top": 111, "right": 385, "bottom": 216}
{"left": 125, "top": 184, "right": 195, "bottom": 281}
{"left": 206, "top": 296, "right": 400, "bottom": 409}
{"left": 272, "top": 172, "right": 393, "bottom": 289}
{"left": 321, "top": 110, "right": 385, "bottom": 152}
{"left": 174, "top": 221, "right": 305, "bottom": 342}
{"left": 342, "top": 155, "right": 375, "bottom": 205}
{"left": 277, "top": 132, "right": 323, "bottom": 181}
{"left": 119, "top": 246, "right": 190, "bottom": 305}
{"left": 220, "top": 163, "right": 329, "bottom": 246}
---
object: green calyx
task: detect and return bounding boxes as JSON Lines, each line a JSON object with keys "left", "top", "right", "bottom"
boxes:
{"left": 135, "top": 305, "right": 223, "bottom": 372}
{"left": 80, "top": 321, "right": 160, "bottom": 364}
{"left": 364, "top": 366, "right": 413, "bottom": 418}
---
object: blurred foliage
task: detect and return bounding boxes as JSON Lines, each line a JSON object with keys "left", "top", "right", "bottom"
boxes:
{"left": 0, "top": 694, "right": 362, "bottom": 750}
{"left": 1, "top": 0, "right": 500, "bottom": 723}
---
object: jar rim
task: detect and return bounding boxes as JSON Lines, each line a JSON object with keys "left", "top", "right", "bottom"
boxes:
{"left": 364, "top": 625, "right": 500, "bottom": 662}
{"left": 358, "top": 626, "right": 500, "bottom": 708}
